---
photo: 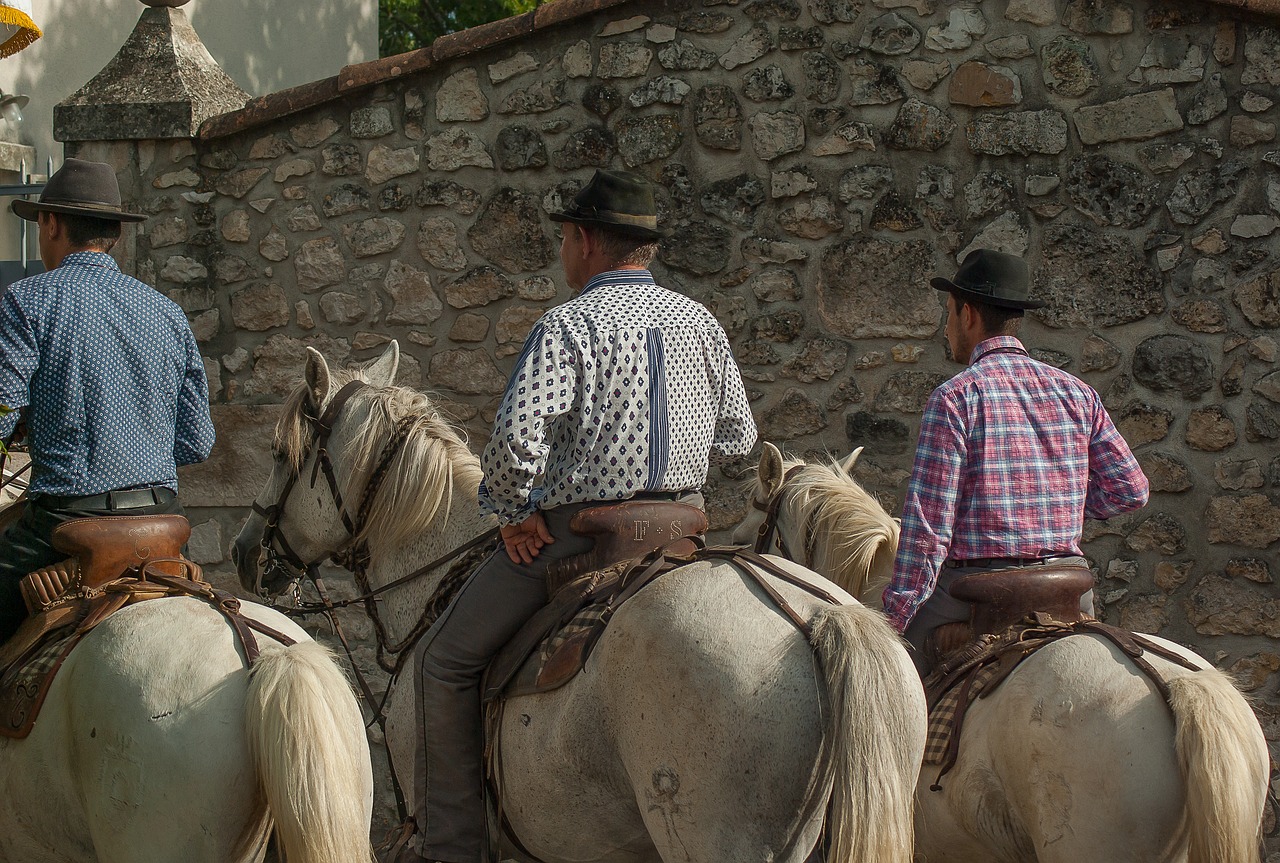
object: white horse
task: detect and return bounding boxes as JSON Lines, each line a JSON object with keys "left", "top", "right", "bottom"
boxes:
{"left": 233, "top": 342, "right": 928, "bottom": 863}
{"left": 733, "top": 441, "right": 1273, "bottom": 863}
{"left": 0, "top": 473, "right": 373, "bottom": 862}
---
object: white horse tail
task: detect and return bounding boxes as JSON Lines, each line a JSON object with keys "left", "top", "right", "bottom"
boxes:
{"left": 1168, "top": 668, "right": 1269, "bottom": 863}
{"left": 809, "top": 604, "right": 923, "bottom": 863}
{"left": 244, "top": 639, "right": 374, "bottom": 863}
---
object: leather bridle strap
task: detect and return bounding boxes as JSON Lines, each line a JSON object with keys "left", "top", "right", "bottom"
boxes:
{"left": 250, "top": 380, "right": 369, "bottom": 576}
{"left": 307, "top": 380, "right": 368, "bottom": 536}
{"left": 752, "top": 465, "right": 807, "bottom": 557}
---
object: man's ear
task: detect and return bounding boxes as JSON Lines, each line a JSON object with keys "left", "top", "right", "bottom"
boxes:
{"left": 573, "top": 223, "right": 594, "bottom": 259}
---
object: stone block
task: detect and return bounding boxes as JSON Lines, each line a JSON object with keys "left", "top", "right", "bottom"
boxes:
{"left": 947, "top": 60, "right": 1021, "bottom": 106}
{"left": 966, "top": 109, "right": 1068, "bottom": 155}
{"left": 1073, "top": 88, "right": 1183, "bottom": 145}
{"left": 178, "top": 405, "right": 283, "bottom": 507}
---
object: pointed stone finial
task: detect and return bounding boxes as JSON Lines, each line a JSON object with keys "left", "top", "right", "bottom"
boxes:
{"left": 54, "top": 3, "right": 248, "bottom": 141}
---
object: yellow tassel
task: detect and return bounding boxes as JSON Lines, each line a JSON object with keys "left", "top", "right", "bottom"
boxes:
{"left": 0, "top": 4, "right": 41, "bottom": 58}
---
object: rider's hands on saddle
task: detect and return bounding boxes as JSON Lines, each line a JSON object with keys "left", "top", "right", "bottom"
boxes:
{"left": 500, "top": 512, "right": 554, "bottom": 564}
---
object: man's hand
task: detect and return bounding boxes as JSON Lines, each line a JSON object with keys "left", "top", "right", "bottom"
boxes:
{"left": 500, "top": 512, "right": 555, "bottom": 564}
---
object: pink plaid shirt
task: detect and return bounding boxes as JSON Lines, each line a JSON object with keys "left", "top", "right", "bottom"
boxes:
{"left": 884, "top": 336, "right": 1148, "bottom": 632}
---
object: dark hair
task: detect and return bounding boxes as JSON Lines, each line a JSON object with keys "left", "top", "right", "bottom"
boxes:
{"left": 958, "top": 297, "right": 1024, "bottom": 336}
{"left": 60, "top": 213, "right": 121, "bottom": 250}
{"left": 581, "top": 224, "right": 659, "bottom": 268}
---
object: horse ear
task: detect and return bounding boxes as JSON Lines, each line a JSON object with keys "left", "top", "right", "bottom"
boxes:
{"left": 839, "top": 446, "right": 864, "bottom": 477}
{"left": 365, "top": 340, "right": 400, "bottom": 388}
{"left": 759, "top": 441, "right": 786, "bottom": 496}
{"left": 304, "top": 347, "right": 332, "bottom": 410}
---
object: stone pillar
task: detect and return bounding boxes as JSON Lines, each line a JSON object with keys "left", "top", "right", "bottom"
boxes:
{"left": 50, "top": 0, "right": 249, "bottom": 274}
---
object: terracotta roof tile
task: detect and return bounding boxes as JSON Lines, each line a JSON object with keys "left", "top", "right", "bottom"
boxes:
{"left": 338, "top": 48, "right": 435, "bottom": 93}
{"left": 199, "top": 0, "right": 637, "bottom": 140}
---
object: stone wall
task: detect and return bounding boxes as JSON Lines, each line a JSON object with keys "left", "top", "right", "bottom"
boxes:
{"left": 69, "top": 0, "right": 1280, "bottom": 832}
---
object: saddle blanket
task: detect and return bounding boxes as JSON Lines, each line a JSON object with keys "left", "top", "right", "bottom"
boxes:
{"left": 0, "top": 625, "right": 80, "bottom": 738}
{"left": 924, "top": 661, "right": 1001, "bottom": 765}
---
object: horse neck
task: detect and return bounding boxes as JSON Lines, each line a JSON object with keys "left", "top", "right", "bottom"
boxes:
{"left": 362, "top": 483, "right": 494, "bottom": 648}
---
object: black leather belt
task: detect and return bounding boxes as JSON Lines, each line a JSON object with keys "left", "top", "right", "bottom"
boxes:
{"left": 35, "top": 486, "right": 176, "bottom": 512}
{"left": 949, "top": 555, "right": 1073, "bottom": 568}
{"left": 632, "top": 490, "right": 692, "bottom": 501}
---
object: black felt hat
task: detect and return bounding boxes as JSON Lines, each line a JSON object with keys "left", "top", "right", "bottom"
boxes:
{"left": 550, "top": 169, "right": 666, "bottom": 239}
{"left": 11, "top": 158, "right": 147, "bottom": 223}
{"left": 931, "top": 248, "right": 1044, "bottom": 310}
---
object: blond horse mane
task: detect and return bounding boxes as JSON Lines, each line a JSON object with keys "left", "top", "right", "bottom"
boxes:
{"left": 274, "top": 366, "right": 484, "bottom": 558}
{"left": 757, "top": 455, "right": 899, "bottom": 606}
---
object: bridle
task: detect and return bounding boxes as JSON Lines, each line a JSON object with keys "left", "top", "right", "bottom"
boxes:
{"left": 751, "top": 464, "right": 820, "bottom": 568}
{"left": 247, "top": 375, "right": 498, "bottom": 829}
{"left": 249, "top": 378, "right": 498, "bottom": 673}
{"left": 250, "top": 380, "right": 369, "bottom": 592}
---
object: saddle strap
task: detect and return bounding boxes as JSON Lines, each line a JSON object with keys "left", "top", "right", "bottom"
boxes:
{"left": 139, "top": 571, "right": 299, "bottom": 665}
{"left": 929, "top": 617, "right": 1204, "bottom": 790}
{"left": 703, "top": 547, "right": 843, "bottom": 639}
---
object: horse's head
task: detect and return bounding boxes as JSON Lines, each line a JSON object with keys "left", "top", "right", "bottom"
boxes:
{"left": 233, "top": 341, "right": 400, "bottom": 598}
{"left": 731, "top": 441, "right": 897, "bottom": 606}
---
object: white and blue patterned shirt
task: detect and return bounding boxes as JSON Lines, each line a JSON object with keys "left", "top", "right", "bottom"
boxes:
{"left": 479, "top": 268, "right": 756, "bottom": 525}
{"left": 0, "top": 251, "right": 214, "bottom": 496}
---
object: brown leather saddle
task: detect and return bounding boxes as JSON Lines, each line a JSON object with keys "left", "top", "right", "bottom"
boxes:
{"left": 543, "top": 501, "right": 708, "bottom": 594}
{"left": 482, "top": 500, "right": 708, "bottom": 702}
{"left": 925, "top": 564, "right": 1095, "bottom": 670}
{"left": 0, "top": 514, "right": 206, "bottom": 738}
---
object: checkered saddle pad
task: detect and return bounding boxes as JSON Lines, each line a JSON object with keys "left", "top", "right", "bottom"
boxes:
{"left": 0, "top": 625, "right": 80, "bottom": 738}
{"left": 921, "top": 615, "right": 1203, "bottom": 789}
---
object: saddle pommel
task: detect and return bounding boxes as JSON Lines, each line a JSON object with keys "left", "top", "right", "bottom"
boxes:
{"left": 52, "top": 515, "right": 191, "bottom": 590}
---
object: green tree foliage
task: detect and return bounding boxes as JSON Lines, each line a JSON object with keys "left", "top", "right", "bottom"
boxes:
{"left": 381, "top": 0, "right": 541, "bottom": 56}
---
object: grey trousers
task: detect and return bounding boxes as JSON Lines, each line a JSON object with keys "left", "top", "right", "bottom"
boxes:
{"left": 902, "top": 556, "right": 1092, "bottom": 676}
{"left": 411, "top": 493, "right": 702, "bottom": 863}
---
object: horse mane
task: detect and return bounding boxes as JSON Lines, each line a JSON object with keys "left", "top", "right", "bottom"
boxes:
{"left": 274, "top": 366, "right": 484, "bottom": 553}
{"left": 766, "top": 455, "right": 899, "bottom": 607}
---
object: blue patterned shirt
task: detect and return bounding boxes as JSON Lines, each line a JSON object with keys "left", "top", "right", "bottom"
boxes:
{"left": 0, "top": 251, "right": 214, "bottom": 496}
{"left": 479, "top": 268, "right": 757, "bottom": 525}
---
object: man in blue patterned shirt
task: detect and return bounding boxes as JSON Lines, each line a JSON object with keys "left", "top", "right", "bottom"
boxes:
{"left": 0, "top": 159, "right": 214, "bottom": 641}
{"left": 401, "top": 170, "right": 756, "bottom": 863}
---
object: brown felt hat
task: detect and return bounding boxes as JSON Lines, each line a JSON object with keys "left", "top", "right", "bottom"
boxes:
{"left": 931, "top": 248, "right": 1045, "bottom": 310}
{"left": 11, "top": 158, "right": 147, "bottom": 223}
{"left": 549, "top": 169, "right": 667, "bottom": 240}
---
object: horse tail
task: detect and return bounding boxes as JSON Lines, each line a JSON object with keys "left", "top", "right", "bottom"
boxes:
{"left": 243, "top": 639, "right": 374, "bottom": 863}
{"left": 809, "top": 604, "right": 925, "bottom": 863}
{"left": 1169, "top": 669, "right": 1269, "bottom": 863}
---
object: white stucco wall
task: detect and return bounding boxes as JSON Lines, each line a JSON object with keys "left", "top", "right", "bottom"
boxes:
{"left": 1, "top": 0, "right": 379, "bottom": 169}
{"left": 0, "top": 0, "right": 376, "bottom": 263}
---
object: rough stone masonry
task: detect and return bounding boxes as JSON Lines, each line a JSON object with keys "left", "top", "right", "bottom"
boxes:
{"left": 60, "top": 0, "right": 1280, "bottom": 838}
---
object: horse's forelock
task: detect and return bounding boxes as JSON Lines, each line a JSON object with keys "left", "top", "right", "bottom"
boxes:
{"left": 273, "top": 366, "right": 369, "bottom": 472}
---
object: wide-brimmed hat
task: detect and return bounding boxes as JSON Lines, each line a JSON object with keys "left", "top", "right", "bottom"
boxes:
{"left": 931, "top": 248, "right": 1044, "bottom": 310}
{"left": 549, "top": 169, "right": 666, "bottom": 240}
{"left": 11, "top": 158, "right": 146, "bottom": 222}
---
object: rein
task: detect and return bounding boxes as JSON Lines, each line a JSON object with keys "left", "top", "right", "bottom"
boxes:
{"left": 249, "top": 376, "right": 501, "bottom": 823}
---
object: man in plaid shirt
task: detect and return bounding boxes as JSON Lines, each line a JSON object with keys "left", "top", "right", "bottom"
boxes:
{"left": 884, "top": 249, "right": 1148, "bottom": 672}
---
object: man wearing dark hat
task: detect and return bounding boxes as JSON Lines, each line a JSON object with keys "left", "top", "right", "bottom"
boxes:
{"left": 883, "top": 248, "right": 1148, "bottom": 672}
{"left": 0, "top": 158, "right": 214, "bottom": 640}
{"left": 400, "top": 169, "right": 756, "bottom": 863}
